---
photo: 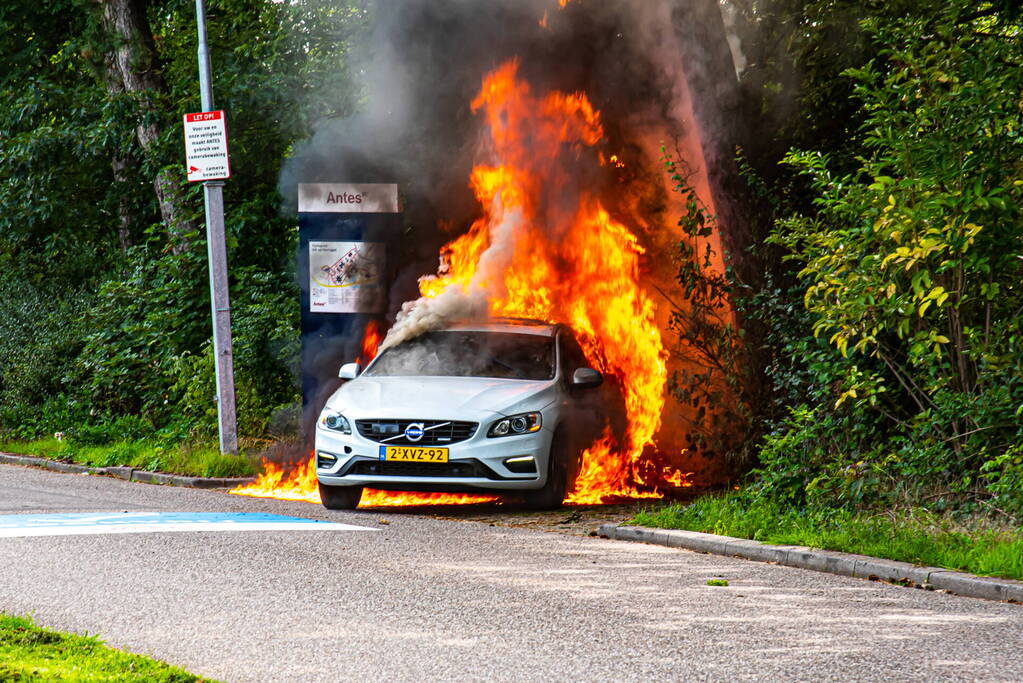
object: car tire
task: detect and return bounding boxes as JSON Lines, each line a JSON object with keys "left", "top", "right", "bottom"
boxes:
{"left": 318, "top": 482, "right": 363, "bottom": 510}
{"left": 523, "top": 434, "right": 568, "bottom": 510}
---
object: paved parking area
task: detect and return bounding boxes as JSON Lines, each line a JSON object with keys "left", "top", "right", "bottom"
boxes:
{"left": 2, "top": 464, "right": 1021, "bottom": 682}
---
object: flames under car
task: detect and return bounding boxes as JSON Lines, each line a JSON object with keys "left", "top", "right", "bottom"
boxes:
{"left": 313, "top": 318, "right": 604, "bottom": 509}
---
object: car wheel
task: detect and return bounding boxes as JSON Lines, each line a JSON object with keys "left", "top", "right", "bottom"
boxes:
{"left": 318, "top": 482, "right": 363, "bottom": 510}
{"left": 523, "top": 434, "right": 568, "bottom": 510}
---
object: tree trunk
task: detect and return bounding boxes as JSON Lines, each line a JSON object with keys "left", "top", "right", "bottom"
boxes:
{"left": 95, "top": 0, "right": 194, "bottom": 253}
{"left": 670, "top": 0, "right": 769, "bottom": 428}
{"left": 670, "top": 0, "right": 753, "bottom": 283}
{"left": 110, "top": 155, "right": 137, "bottom": 253}
{"left": 100, "top": 49, "right": 137, "bottom": 253}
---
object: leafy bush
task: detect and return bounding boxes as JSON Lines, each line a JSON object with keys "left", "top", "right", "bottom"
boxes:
{"left": 76, "top": 244, "right": 209, "bottom": 419}
{"left": 700, "top": 1, "right": 1023, "bottom": 522}
{"left": 662, "top": 150, "right": 754, "bottom": 463}
{"left": 981, "top": 445, "right": 1023, "bottom": 519}
{"left": 0, "top": 395, "right": 93, "bottom": 443}
{"left": 65, "top": 414, "right": 155, "bottom": 447}
{"left": 169, "top": 265, "right": 300, "bottom": 440}
{"left": 0, "top": 270, "right": 94, "bottom": 414}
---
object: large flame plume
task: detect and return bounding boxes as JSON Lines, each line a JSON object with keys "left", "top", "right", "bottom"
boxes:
{"left": 403, "top": 60, "right": 675, "bottom": 503}
{"left": 233, "top": 59, "right": 692, "bottom": 507}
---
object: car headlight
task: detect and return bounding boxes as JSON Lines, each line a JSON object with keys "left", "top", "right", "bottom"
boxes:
{"left": 319, "top": 408, "right": 352, "bottom": 434}
{"left": 488, "top": 411, "right": 542, "bottom": 437}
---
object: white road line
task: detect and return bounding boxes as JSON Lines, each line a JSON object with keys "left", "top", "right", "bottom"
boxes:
{"left": 0, "top": 512, "right": 377, "bottom": 538}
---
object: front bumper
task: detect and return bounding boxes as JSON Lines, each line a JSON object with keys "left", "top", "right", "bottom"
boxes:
{"left": 314, "top": 424, "right": 554, "bottom": 492}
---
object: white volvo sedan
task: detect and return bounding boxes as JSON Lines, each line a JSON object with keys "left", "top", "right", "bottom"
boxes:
{"left": 314, "top": 318, "right": 604, "bottom": 510}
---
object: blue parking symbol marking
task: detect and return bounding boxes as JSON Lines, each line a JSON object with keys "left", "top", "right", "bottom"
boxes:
{"left": 0, "top": 512, "right": 378, "bottom": 538}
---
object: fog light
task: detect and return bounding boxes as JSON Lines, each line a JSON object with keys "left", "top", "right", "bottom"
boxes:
{"left": 504, "top": 455, "right": 537, "bottom": 474}
{"left": 316, "top": 451, "right": 338, "bottom": 469}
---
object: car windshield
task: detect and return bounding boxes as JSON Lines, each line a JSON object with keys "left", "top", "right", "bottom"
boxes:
{"left": 364, "top": 330, "right": 555, "bottom": 380}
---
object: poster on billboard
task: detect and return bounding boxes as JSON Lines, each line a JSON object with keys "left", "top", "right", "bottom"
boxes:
{"left": 309, "top": 241, "right": 385, "bottom": 313}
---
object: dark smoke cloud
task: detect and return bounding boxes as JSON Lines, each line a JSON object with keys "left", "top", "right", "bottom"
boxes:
{"left": 279, "top": 0, "right": 705, "bottom": 316}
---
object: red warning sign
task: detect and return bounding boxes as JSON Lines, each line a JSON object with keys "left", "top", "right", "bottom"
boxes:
{"left": 183, "top": 111, "right": 231, "bottom": 182}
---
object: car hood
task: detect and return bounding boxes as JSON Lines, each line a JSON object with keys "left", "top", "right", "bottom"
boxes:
{"left": 326, "top": 375, "right": 558, "bottom": 421}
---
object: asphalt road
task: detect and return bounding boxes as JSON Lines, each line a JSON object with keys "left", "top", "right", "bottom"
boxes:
{"left": 1, "top": 463, "right": 1021, "bottom": 682}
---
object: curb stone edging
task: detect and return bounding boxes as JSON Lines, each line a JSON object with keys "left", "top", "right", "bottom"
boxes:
{"left": 598, "top": 523, "right": 1023, "bottom": 604}
{"left": 0, "top": 451, "right": 254, "bottom": 490}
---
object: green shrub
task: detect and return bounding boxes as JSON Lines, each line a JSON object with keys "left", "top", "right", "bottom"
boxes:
{"left": 982, "top": 445, "right": 1023, "bottom": 519}
{"left": 169, "top": 266, "right": 300, "bottom": 441}
{"left": 740, "top": 2, "right": 1023, "bottom": 519}
{"left": 66, "top": 414, "right": 155, "bottom": 446}
{"left": 0, "top": 272, "right": 93, "bottom": 413}
{"left": 0, "top": 394, "right": 93, "bottom": 442}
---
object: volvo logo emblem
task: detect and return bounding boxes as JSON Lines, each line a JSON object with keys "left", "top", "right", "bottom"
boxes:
{"left": 404, "top": 423, "right": 425, "bottom": 442}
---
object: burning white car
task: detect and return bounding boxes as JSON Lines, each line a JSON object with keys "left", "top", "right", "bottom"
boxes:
{"left": 314, "top": 318, "right": 604, "bottom": 510}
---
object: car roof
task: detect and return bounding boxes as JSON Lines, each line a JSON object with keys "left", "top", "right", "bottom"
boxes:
{"left": 441, "top": 317, "right": 557, "bottom": 337}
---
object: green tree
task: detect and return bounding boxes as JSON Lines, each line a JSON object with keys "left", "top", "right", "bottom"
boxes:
{"left": 0, "top": 0, "right": 368, "bottom": 443}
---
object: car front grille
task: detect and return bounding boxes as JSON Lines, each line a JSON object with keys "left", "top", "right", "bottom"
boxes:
{"left": 345, "top": 459, "right": 492, "bottom": 478}
{"left": 355, "top": 419, "right": 478, "bottom": 446}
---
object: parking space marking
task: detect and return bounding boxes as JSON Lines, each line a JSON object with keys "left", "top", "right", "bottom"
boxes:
{"left": 0, "top": 512, "right": 377, "bottom": 538}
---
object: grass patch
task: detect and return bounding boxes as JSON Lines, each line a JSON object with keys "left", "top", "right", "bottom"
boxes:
{"left": 633, "top": 491, "right": 1023, "bottom": 581}
{"left": 0, "top": 613, "right": 218, "bottom": 682}
{"left": 0, "top": 437, "right": 257, "bottom": 479}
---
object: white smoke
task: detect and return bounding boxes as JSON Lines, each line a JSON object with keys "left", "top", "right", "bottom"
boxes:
{"left": 380, "top": 284, "right": 485, "bottom": 352}
{"left": 379, "top": 204, "right": 524, "bottom": 351}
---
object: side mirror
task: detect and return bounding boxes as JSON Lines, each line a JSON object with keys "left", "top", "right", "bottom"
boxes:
{"left": 571, "top": 367, "right": 603, "bottom": 389}
{"left": 339, "top": 362, "right": 360, "bottom": 380}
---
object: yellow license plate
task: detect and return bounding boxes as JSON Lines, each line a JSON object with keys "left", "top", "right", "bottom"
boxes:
{"left": 379, "top": 445, "right": 449, "bottom": 463}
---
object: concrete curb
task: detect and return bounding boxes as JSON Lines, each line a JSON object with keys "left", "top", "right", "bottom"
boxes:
{"left": 598, "top": 524, "right": 1023, "bottom": 604}
{"left": 0, "top": 451, "right": 254, "bottom": 490}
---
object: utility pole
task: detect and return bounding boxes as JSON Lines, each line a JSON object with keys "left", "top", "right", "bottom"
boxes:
{"left": 195, "top": 0, "right": 238, "bottom": 455}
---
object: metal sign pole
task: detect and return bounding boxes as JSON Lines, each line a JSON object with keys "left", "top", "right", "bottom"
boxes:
{"left": 195, "top": 0, "right": 238, "bottom": 455}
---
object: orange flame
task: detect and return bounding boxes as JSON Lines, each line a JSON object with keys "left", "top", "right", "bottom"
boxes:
{"left": 417, "top": 60, "right": 686, "bottom": 503}
{"left": 232, "top": 458, "right": 321, "bottom": 504}
{"left": 358, "top": 319, "right": 383, "bottom": 365}
{"left": 662, "top": 466, "right": 691, "bottom": 488}
{"left": 361, "top": 489, "right": 498, "bottom": 507}
{"left": 231, "top": 455, "right": 500, "bottom": 507}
